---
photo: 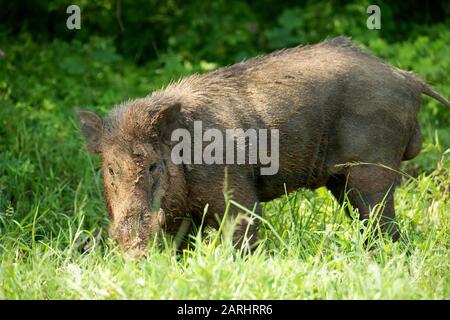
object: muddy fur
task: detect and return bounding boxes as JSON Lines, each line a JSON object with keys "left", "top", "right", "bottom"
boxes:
{"left": 77, "top": 36, "right": 449, "bottom": 257}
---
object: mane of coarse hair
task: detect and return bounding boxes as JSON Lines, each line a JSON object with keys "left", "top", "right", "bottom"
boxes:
{"left": 102, "top": 97, "right": 156, "bottom": 147}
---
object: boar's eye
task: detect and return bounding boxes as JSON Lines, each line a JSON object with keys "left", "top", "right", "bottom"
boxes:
{"left": 148, "top": 162, "right": 159, "bottom": 175}
{"left": 108, "top": 165, "right": 115, "bottom": 176}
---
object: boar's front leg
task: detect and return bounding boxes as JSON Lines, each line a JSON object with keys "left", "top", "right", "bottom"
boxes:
{"left": 331, "top": 164, "right": 401, "bottom": 241}
{"left": 232, "top": 204, "right": 261, "bottom": 253}
{"left": 218, "top": 167, "right": 262, "bottom": 253}
{"left": 326, "top": 174, "right": 348, "bottom": 213}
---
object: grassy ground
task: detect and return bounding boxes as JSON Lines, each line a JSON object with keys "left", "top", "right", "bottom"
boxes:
{"left": 0, "top": 34, "right": 449, "bottom": 299}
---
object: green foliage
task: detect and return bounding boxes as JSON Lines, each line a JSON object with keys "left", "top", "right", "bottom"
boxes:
{"left": 2, "top": 1, "right": 449, "bottom": 64}
{"left": 0, "top": 2, "right": 449, "bottom": 299}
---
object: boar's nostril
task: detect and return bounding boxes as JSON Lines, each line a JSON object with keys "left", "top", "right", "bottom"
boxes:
{"left": 125, "top": 245, "right": 147, "bottom": 259}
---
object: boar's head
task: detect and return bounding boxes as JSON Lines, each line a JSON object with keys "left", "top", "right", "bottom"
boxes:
{"left": 76, "top": 98, "right": 188, "bottom": 257}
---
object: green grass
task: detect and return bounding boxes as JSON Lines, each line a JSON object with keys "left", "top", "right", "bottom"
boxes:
{"left": 0, "top": 33, "right": 449, "bottom": 300}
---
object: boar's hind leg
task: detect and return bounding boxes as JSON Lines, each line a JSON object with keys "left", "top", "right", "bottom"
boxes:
{"left": 341, "top": 165, "right": 400, "bottom": 242}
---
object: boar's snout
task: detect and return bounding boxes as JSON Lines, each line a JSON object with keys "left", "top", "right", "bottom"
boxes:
{"left": 108, "top": 207, "right": 166, "bottom": 258}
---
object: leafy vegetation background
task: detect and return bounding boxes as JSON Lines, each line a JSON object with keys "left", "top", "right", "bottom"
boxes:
{"left": 0, "top": 1, "right": 448, "bottom": 299}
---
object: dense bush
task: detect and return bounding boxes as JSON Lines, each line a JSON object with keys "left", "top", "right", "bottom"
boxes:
{"left": 1, "top": 1, "right": 449, "bottom": 63}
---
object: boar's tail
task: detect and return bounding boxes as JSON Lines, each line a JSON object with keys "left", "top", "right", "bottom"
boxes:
{"left": 403, "top": 71, "right": 450, "bottom": 108}
{"left": 421, "top": 85, "right": 450, "bottom": 108}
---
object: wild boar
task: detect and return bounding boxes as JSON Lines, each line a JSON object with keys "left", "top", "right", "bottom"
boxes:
{"left": 77, "top": 37, "right": 449, "bottom": 257}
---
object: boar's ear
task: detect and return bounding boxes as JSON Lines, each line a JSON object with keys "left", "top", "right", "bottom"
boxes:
{"left": 150, "top": 103, "right": 181, "bottom": 143}
{"left": 76, "top": 110, "right": 103, "bottom": 154}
